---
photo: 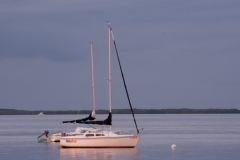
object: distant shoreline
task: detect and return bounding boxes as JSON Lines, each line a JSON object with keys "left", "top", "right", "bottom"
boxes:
{"left": 0, "top": 108, "right": 240, "bottom": 115}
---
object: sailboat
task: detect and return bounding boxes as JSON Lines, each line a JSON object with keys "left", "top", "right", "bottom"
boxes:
{"left": 59, "top": 24, "right": 140, "bottom": 148}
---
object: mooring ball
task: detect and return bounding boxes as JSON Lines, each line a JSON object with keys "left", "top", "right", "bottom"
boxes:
{"left": 171, "top": 144, "right": 177, "bottom": 149}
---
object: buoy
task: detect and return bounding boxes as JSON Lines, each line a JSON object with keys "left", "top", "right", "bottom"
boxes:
{"left": 171, "top": 144, "right": 177, "bottom": 149}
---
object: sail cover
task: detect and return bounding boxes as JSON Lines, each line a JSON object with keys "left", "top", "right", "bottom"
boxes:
{"left": 62, "top": 112, "right": 112, "bottom": 125}
{"left": 62, "top": 111, "right": 95, "bottom": 123}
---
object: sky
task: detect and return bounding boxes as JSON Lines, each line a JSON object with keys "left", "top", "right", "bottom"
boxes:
{"left": 0, "top": 0, "right": 240, "bottom": 111}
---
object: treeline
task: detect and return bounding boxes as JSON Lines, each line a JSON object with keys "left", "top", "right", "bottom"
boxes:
{"left": 0, "top": 108, "right": 240, "bottom": 115}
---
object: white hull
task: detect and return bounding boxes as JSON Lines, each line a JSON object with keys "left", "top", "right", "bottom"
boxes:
{"left": 49, "top": 133, "right": 61, "bottom": 142}
{"left": 60, "top": 134, "right": 139, "bottom": 148}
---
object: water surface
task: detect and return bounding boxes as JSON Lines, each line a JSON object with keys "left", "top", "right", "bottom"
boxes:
{"left": 0, "top": 114, "right": 239, "bottom": 160}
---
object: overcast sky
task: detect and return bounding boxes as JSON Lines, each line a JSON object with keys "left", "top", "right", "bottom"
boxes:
{"left": 1, "top": 0, "right": 240, "bottom": 111}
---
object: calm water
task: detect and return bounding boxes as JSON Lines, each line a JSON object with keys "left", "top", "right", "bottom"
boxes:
{"left": 0, "top": 114, "right": 239, "bottom": 160}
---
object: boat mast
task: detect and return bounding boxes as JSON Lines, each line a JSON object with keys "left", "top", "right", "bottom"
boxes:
{"left": 108, "top": 24, "right": 112, "bottom": 131}
{"left": 90, "top": 42, "right": 96, "bottom": 118}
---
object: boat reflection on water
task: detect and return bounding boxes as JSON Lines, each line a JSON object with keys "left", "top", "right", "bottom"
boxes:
{"left": 60, "top": 148, "right": 139, "bottom": 160}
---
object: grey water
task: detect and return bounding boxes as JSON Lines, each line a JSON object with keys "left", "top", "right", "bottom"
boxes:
{"left": 0, "top": 114, "right": 239, "bottom": 160}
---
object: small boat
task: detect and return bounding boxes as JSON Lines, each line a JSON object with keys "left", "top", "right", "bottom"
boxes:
{"left": 48, "top": 132, "right": 62, "bottom": 142}
{"left": 59, "top": 24, "right": 140, "bottom": 148}
{"left": 38, "top": 112, "right": 44, "bottom": 115}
